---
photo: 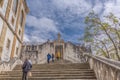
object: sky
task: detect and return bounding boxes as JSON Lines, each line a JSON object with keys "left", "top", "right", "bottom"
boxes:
{"left": 24, "top": 0, "right": 120, "bottom": 43}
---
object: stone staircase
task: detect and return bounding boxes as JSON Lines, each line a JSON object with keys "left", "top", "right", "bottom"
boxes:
{"left": 0, "top": 60, "right": 96, "bottom": 80}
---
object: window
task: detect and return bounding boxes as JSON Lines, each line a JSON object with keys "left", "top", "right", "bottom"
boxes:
{"left": 16, "top": 48, "right": 18, "bottom": 55}
{"left": 0, "top": 47, "right": 2, "bottom": 53}
{"left": 12, "top": 0, "right": 18, "bottom": 15}
{"left": 32, "top": 45, "right": 34, "bottom": 50}
{"left": 0, "top": 0, "right": 4, "bottom": 7}
{"left": 6, "top": 39, "right": 10, "bottom": 49}
{"left": 11, "top": 16, "right": 15, "bottom": 25}
{"left": 26, "top": 46, "right": 29, "bottom": 51}
{"left": 20, "top": 11, "right": 24, "bottom": 26}
{"left": 19, "top": 30, "right": 21, "bottom": 35}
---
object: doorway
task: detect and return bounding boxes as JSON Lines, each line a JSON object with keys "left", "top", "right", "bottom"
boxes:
{"left": 55, "top": 45, "right": 63, "bottom": 59}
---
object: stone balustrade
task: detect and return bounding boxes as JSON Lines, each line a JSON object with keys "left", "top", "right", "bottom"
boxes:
{"left": 85, "top": 54, "right": 120, "bottom": 80}
{"left": 0, "top": 58, "right": 21, "bottom": 72}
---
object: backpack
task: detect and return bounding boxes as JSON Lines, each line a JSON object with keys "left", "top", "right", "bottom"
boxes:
{"left": 23, "top": 61, "right": 32, "bottom": 72}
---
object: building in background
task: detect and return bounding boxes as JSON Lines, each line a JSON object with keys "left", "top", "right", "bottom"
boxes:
{"left": 21, "top": 33, "right": 85, "bottom": 64}
{"left": 0, "top": 0, "right": 29, "bottom": 62}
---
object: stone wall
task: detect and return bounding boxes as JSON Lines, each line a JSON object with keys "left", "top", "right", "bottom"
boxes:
{"left": 1, "top": 23, "right": 14, "bottom": 61}
{"left": 20, "top": 42, "right": 54, "bottom": 64}
{"left": 20, "top": 41, "right": 84, "bottom": 64}
{"left": 64, "top": 42, "right": 84, "bottom": 63}
{"left": 20, "top": 33, "right": 86, "bottom": 64}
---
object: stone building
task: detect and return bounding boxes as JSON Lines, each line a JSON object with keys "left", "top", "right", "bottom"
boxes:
{"left": 0, "top": 0, "right": 29, "bottom": 62}
{"left": 21, "top": 33, "right": 85, "bottom": 64}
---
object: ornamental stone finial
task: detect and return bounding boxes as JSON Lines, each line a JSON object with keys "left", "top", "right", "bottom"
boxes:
{"left": 57, "top": 33, "right": 61, "bottom": 41}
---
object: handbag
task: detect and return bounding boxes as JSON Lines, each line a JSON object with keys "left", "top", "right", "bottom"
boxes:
{"left": 28, "top": 71, "right": 32, "bottom": 77}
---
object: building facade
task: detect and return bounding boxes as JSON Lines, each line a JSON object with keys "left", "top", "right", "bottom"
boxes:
{"left": 21, "top": 33, "right": 85, "bottom": 64}
{"left": 0, "top": 0, "right": 29, "bottom": 62}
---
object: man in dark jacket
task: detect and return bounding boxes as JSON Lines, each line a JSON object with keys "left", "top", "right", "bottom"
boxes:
{"left": 52, "top": 53, "right": 54, "bottom": 62}
{"left": 22, "top": 58, "right": 32, "bottom": 80}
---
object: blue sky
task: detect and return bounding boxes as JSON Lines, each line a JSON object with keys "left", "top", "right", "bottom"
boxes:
{"left": 24, "top": 0, "right": 120, "bottom": 43}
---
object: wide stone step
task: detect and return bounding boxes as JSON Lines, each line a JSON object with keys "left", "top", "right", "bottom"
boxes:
{"left": 0, "top": 74, "right": 95, "bottom": 78}
{"left": 14, "top": 63, "right": 90, "bottom": 70}
{"left": 0, "top": 72, "right": 95, "bottom": 76}
{"left": 1, "top": 70, "right": 94, "bottom": 75}
{"left": 14, "top": 68, "right": 90, "bottom": 70}
{"left": 1, "top": 69, "right": 94, "bottom": 72}
{"left": 13, "top": 69, "right": 93, "bottom": 71}
{"left": 0, "top": 62, "right": 96, "bottom": 80}
{"left": 12, "top": 69, "right": 94, "bottom": 72}
{"left": 0, "top": 76, "right": 96, "bottom": 80}
{"left": 1, "top": 69, "right": 94, "bottom": 75}
{"left": 7, "top": 70, "right": 94, "bottom": 74}
{"left": 0, "top": 79, "right": 96, "bottom": 80}
{"left": 0, "top": 69, "right": 95, "bottom": 77}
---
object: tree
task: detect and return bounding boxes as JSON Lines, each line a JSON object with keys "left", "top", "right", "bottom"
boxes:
{"left": 83, "top": 11, "right": 120, "bottom": 60}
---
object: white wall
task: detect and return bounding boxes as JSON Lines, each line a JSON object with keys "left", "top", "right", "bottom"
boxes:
{"left": 0, "top": 18, "right": 3, "bottom": 36}
{"left": 64, "top": 43, "right": 81, "bottom": 63}
{"left": 38, "top": 43, "right": 51, "bottom": 64}
{"left": 8, "top": 0, "right": 21, "bottom": 32}
{"left": 13, "top": 39, "right": 21, "bottom": 58}
{"left": 17, "top": 3, "right": 26, "bottom": 40}
{"left": 21, "top": 42, "right": 83, "bottom": 64}
{"left": 8, "top": 2, "right": 16, "bottom": 31}
{"left": 17, "top": 25, "right": 22, "bottom": 40}
{"left": 0, "top": 0, "right": 8, "bottom": 16}
{"left": 0, "top": 0, "right": 8, "bottom": 36}
{"left": 1, "top": 27, "right": 14, "bottom": 62}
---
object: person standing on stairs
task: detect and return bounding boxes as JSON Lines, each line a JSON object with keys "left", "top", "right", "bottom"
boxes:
{"left": 57, "top": 51, "right": 61, "bottom": 60}
{"left": 22, "top": 58, "right": 32, "bottom": 80}
{"left": 47, "top": 53, "right": 51, "bottom": 63}
{"left": 52, "top": 53, "right": 54, "bottom": 62}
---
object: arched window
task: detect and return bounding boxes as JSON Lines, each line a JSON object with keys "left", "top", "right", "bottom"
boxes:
{"left": 32, "top": 45, "right": 34, "bottom": 50}
{"left": 20, "top": 11, "right": 24, "bottom": 26}
{"left": 0, "top": 0, "right": 4, "bottom": 7}
{"left": 13, "top": 0, "right": 18, "bottom": 14}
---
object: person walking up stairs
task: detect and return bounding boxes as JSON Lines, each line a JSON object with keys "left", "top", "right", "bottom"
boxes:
{"left": 22, "top": 58, "right": 32, "bottom": 80}
{"left": 0, "top": 60, "right": 96, "bottom": 80}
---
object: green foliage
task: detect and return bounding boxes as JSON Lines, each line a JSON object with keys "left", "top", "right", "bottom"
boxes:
{"left": 101, "top": 50, "right": 107, "bottom": 57}
{"left": 82, "top": 11, "right": 120, "bottom": 60}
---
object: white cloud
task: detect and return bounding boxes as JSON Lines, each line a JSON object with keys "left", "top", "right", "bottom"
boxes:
{"left": 24, "top": 15, "right": 60, "bottom": 42}
{"left": 23, "top": 34, "right": 30, "bottom": 42}
{"left": 25, "top": 0, "right": 120, "bottom": 43}
{"left": 26, "top": 15, "right": 58, "bottom": 32}
{"left": 102, "top": 0, "right": 120, "bottom": 17}
{"left": 52, "top": 0, "right": 92, "bottom": 16}
{"left": 92, "top": 1, "right": 103, "bottom": 14}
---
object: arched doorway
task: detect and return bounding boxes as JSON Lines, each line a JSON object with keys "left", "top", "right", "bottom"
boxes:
{"left": 55, "top": 45, "right": 63, "bottom": 59}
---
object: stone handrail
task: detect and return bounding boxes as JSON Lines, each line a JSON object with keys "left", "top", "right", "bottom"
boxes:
{"left": 0, "top": 58, "right": 22, "bottom": 72}
{"left": 84, "top": 54, "right": 120, "bottom": 80}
